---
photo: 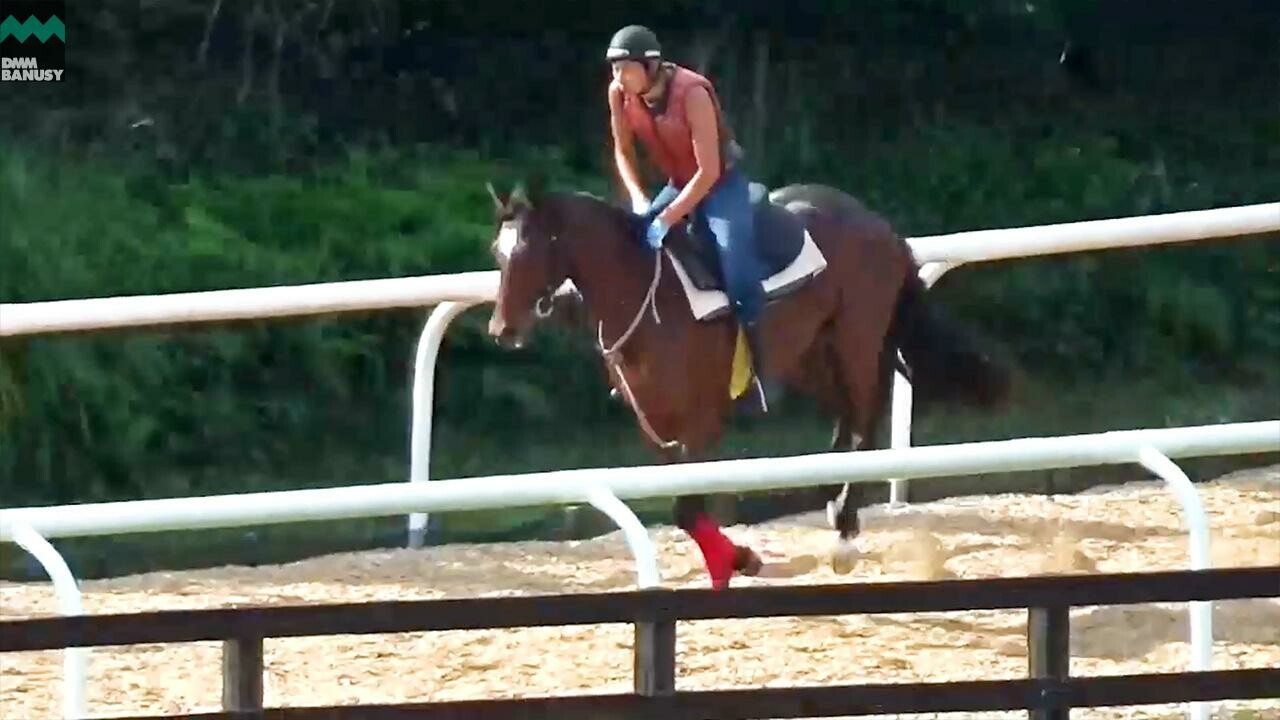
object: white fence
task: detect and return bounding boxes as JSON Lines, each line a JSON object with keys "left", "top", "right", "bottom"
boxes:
{"left": 2, "top": 201, "right": 1278, "bottom": 719}
{"left": 2, "top": 201, "right": 1277, "bottom": 543}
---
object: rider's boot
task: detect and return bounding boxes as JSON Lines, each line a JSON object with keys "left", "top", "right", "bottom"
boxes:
{"left": 740, "top": 318, "right": 779, "bottom": 415}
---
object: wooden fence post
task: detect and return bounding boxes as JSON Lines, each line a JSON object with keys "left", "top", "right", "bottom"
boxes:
{"left": 1028, "top": 604, "right": 1070, "bottom": 720}
{"left": 634, "top": 618, "right": 676, "bottom": 697}
{"left": 223, "top": 635, "right": 264, "bottom": 713}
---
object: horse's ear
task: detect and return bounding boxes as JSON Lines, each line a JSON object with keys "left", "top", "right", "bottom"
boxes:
{"left": 525, "top": 172, "right": 547, "bottom": 207}
{"left": 485, "top": 181, "right": 509, "bottom": 216}
{"left": 509, "top": 181, "right": 531, "bottom": 210}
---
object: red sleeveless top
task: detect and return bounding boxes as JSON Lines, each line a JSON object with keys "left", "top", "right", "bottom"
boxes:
{"left": 621, "top": 64, "right": 734, "bottom": 188}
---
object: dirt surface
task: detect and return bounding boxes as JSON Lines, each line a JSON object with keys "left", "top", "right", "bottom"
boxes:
{"left": 2, "top": 465, "right": 1278, "bottom": 720}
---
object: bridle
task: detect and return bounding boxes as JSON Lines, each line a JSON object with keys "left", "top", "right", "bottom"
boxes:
{"left": 496, "top": 202, "right": 685, "bottom": 457}
{"left": 496, "top": 216, "right": 562, "bottom": 323}
{"left": 534, "top": 288, "right": 556, "bottom": 319}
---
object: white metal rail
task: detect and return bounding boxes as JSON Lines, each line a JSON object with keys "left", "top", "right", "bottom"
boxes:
{"left": 4, "top": 421, "right": 1274, "bottom": 540}
{"left": 3, "top": 203, "right": 1274, "bottom": 338}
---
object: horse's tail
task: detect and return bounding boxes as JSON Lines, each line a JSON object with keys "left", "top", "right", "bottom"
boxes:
{"left": 887, "top": 267, "right": 1013, "bottom": 410}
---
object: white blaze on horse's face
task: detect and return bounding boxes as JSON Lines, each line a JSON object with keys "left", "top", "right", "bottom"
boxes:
{"left": 495, "top": 221, "right": 520, "bottom": 263}
{"left": 490, "top": 214, "right": 556, "bottom": 349}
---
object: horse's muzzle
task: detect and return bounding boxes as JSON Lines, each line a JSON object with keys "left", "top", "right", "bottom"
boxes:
{"left": 493, "top": 331, "right": 525, "bottom": 350}
{"left": 488, "top": 315, "right": 526, "bottom": 350}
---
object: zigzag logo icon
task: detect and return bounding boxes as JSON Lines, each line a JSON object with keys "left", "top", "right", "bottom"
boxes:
{"left": 0, "top": 15, "right": 64, "bottom": 43}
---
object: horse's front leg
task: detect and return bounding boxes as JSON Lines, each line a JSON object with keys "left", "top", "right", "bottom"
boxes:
{"left": 650, "top": 359, "right": 760, "bottom": 589}
{"left": 674, "top": 493, "right": 762, "bottom": 590}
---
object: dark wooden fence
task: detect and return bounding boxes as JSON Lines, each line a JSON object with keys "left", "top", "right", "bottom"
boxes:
{"left": 3, "top": 566, "right": 1278, "bottom": 720}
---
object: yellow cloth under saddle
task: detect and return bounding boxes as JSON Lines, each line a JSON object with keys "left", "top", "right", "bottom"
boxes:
{"left": 730, "top": 326, "right": 754, "bottom": 399}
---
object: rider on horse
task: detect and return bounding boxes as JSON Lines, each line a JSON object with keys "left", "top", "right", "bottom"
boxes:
{"left": 605, "top": 24, "right": 775, "bottom": 412}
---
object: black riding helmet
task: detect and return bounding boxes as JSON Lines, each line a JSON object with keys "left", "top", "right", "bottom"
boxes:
{"left": 606, "top": 25, "right": 662, "bottom": 62}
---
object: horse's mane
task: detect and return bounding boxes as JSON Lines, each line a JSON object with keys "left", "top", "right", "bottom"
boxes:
{"left": 529, "top": 188, "right": 654, "bottom": 266}
{"left": 546, "top": 188, "right": 636, "bottom": 230}
{"left": 569, "top": 189, "right": 608, "bottom": 202}
{"left": 561, "top": 189, "right": 624, "bottom": 213}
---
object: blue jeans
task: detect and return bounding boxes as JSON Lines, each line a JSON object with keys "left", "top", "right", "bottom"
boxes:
{"left": 649, "top": 169, "right": 765, "bottom": 325}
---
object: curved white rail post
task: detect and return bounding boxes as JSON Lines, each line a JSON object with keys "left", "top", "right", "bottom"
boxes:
{"left": 407, "top": 301, "right": 479, "bottom": 549}
{"left": 888, "top": 260, "right": 960, "bottom": 505}
{"left": 8, "top": 522, "right": 88, "bottom": 720}
{"left": 582, "top": 483, "right": 661, "bottom": 589}
{"left": 1137, "top": 446, "right": 1213, "bottom": 720}
{"left": 887, "top": 367, "right": 913, "bottom": 506}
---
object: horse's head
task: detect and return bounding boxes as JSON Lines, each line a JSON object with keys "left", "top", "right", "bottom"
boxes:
{"left": 485, "top": 178, "right": 571, "bottom": 349}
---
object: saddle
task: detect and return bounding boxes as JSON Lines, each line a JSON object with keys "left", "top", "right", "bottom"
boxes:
{"left": 662, "top": 183, "right": 828, "bottom": 322}
{"left": 663, "top": 183, "right": 805, "bottom": 291}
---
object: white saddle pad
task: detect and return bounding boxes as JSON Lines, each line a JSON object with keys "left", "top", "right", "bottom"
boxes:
{"left": 667, "top": 229, "right": 827, "bottom": 321}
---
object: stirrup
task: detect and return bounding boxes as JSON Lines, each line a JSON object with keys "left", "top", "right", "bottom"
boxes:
{"left": 740, "top": 320, "right": 771, "bottom": 414}
{"left": 752, "top": 376, "right": 770, "bottom": 413}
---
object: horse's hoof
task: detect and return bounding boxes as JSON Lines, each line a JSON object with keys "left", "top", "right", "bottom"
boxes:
{"left": 734, "top": 545, "right": 763, "bottom": 577}
{"left": 831, "top": 538, "right": 860, "bottom": 575}
{"left": 756, "top": 553, "right": 820, "bottom": 579}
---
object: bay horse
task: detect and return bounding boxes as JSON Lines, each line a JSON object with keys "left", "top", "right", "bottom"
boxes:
{"left": 484, "top": 177, "right": 1011, "bottom": 589}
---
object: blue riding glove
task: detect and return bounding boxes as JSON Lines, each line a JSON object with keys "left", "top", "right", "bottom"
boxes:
{"left": 644, "top": 216, "right": 670, "bottom": 250}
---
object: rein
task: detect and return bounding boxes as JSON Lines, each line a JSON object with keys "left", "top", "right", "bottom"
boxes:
{"left": 596, "top": 249, "right": 684, "bottom": 454}
{"left": 598, "top": 248, "right": 663, "bottom": 355}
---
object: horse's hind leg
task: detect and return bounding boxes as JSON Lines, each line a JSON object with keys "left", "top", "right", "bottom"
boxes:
{"left": 790, "top": 327, "right": 856, "bottom": 530}
{"left": 824, "top": 413, "right": 860, "bottom": 531}
{"left": 795, "top": 331, "right": 871, "bottom": 571}
{"left": 825, "top": 409, "right": 879, "bottom": 574}
{"left": 826, "top": 322, "right": 895, "bottom": 574}
{"left": 798, "top": 329, "right": 866, "bottom": 539}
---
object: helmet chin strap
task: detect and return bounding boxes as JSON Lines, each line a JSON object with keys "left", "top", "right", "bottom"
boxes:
{"left": 640, "top": 61, "right": 666, "bottom": 101}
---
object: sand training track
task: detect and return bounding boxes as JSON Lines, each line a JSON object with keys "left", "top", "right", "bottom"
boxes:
{"left": 2, "top": 465, "right": 1278, "bottom": 720}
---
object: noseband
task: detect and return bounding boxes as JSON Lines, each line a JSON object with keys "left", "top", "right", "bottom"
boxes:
{"left": 535, "top": 290, "right": 556, "bottom": 318}
{"left": 497, "top": 218, "right": 563, "bottom": 321}
{"left": 533, "top": 230, "right": 564, "bottom": 319}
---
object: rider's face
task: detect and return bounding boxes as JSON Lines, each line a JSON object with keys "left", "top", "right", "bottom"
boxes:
{"left": 611, "top": 60, "right": 650, "bottom": 95}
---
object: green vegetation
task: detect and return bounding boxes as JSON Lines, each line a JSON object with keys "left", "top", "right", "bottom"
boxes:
{"left": 1, "top": 1, "right": 1277, "bottom": 577}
